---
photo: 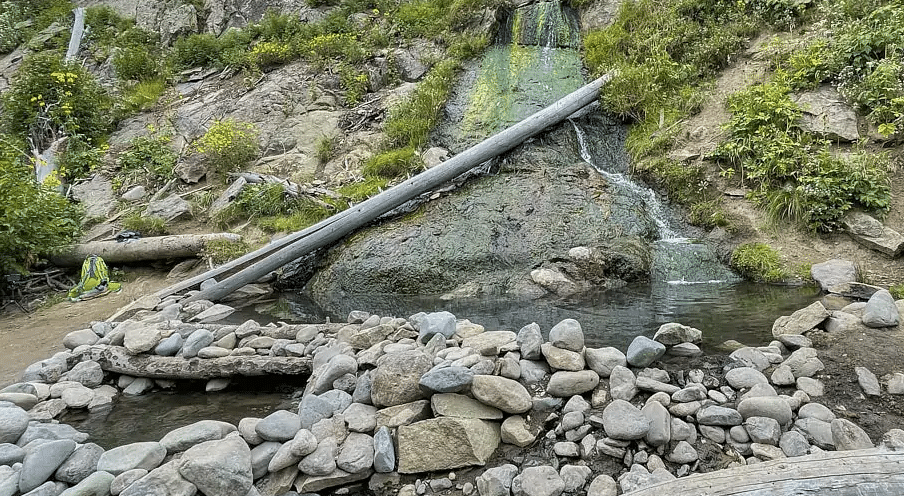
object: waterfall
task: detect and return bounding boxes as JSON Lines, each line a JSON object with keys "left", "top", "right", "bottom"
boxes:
{"left": 570, "top": 120, "right": 739, "bottom": 284}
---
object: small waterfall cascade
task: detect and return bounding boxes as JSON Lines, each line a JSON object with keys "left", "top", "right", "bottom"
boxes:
{"left": 449, "top": 1, "right": 585, "bottom": 145}
{"left": 571, "top": 121, "right": 739, "bottom": 284}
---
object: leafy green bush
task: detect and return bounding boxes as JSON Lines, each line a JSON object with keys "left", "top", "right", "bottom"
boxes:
{"left": 713, "top": 79, "right": 891, "bottom": 231}
{"left": 339, "top": 65, "right": 369, "bottom": 105}
{"left": 1, "top": 53, "right": 114, "bottom": 151}
{"left": 0, "top": 2, "right": 27, "bottom": 53}
{"left": 118, "top": 132, "right": 177, "bottom": 186}
{"left": 113, "top": 45, "right": 160, "bottom": 81}
{"left": 688, "top": 199, "right": 731, "bottom": 230}
{"left": 730, "top": 242, "right": 789, "bottom": 283}
{"left": 362, "top": 147, "right": 423, "bottom": 179}
{"left": 121, "top": 213, "right": 166, "bottom": 236}
{"left": 119, "top": 79, "right": 167, "bottom": 114}
{"left": 195, "top": 119, "right": 259, "bottom": 174}
{"left": 396, "top": 0, "right": 449, "bottom": 39}
{"left": 0, "top": 139, "right": 81, "bottom": 274}
{"left": 84, "top": 5, "right": 136, "bottom": 51}
{"left": 57, "top": 136, "right": 107, "bottom": 181}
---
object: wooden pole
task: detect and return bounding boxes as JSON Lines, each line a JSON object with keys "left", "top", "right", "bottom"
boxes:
{"left": 622, "top": 448, "right": 904, "bottom": 496}
{"left": 50, "top": 233, "right": 242, "bottom": 266}
{"left": 175, "top": 74, "right": 611, "bottom": 304}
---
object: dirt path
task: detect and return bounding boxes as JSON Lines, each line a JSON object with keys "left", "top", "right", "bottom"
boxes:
{"left": 0, "top": 269, "right": 169, "bottom": 387}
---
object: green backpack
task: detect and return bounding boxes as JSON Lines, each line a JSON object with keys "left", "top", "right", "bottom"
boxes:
{"left": 68, "top": 255, "right": 121, "bottom": 301}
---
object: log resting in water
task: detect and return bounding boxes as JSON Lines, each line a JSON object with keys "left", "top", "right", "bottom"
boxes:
{"left": 179, "top": 73, "right": 614, "bottom": 304}
{"left": 623, "top": 447, "right": 904, "bottom": 496}
{"left": 50, "top": 233, "right": 243, "bottom": 266}
{"left": 79, "top": 345, "right": 311, "bottom": 380}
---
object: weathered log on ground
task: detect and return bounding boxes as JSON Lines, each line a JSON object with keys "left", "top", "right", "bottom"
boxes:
{"left": 624, "top": 448, "right": 904, "bottom": 496}
{"left": 50, "top": 233, "right": 242, "bottom": 266}
{"left": 80, "top": 346, "right": 311, "bottom": 379}
{"left": 183, "top": 74, "right": 613, "bottom": 304}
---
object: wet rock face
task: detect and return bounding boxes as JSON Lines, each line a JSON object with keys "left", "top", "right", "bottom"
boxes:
{"left": 309, "top": 123, "right": 658, "bottom": 299}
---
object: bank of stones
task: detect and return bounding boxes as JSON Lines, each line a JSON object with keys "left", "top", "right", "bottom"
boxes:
{"left": 0, "top": 289, "right": 903, "bottom": 496}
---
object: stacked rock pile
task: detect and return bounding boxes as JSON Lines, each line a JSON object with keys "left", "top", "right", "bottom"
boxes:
{"left": 0, "top": 288, "right": 903, "bottom": 496}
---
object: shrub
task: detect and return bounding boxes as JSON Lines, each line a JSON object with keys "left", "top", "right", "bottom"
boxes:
{"left": 113, "top": 45, "right": 159, "bottom": 81}
{"left": 118, "top": 132, "right": 178, "bottom": 186}
{"left": 0, "top": 2, "right": 27, "bottom": 53}
{"left": 362, "top": 147, "right": 423, "bottom": 179}
{"left": 245, "top": 40, "right": 294, "bottom": 70}
{"left": 1, "top": 53, "right": 114, "bottom": 151}
{"left": 730, "top": 243, "right": 789, "bottom": 283}
{"left": 339, "top": 65, "right": 369, "bottom": 105}
{"left": 195, "top": 119, "right": 259, "bottom": 174}
{"left": 57, "top": 136, "right": 108, "bottom": 181}
{"left": 395, "top": 0, "right": 449, "bottom": 39}
{"left": 0, "top": 139, "right": 81, "bottom": 274}
{"left": 384, "top": 59, "right": 458, "bottom": 149}
{"left": 121, "top": 213, "right": 166, "bottom": 236}
{"left": 316, "top": 135, "right": 336, "bottom": 163}
{"left": 119, "top": 79, "right": 167, "bottom": 114}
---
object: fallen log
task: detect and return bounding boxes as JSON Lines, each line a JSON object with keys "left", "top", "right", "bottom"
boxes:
{"left": 50, "top": 233, "right": 242, "bottom": 266}
{"left": 80, "top": 345, "right": 311, "bottom": 380}
{"left": 623, "top": 447, "right": 904, "bottom": 496}
{"left": 182, "top": 73, "right": 613, "bottom": 304}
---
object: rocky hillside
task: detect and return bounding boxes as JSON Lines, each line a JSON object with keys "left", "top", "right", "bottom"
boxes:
{"left": 1, "top": 0, "right": 903, "bottom": 303}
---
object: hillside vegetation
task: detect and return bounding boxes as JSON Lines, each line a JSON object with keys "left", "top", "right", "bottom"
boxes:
{"left": 0, "top": 0, "right": 901, "bottom": 286}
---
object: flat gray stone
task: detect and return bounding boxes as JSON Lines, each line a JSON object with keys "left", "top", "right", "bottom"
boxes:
{"left": 336, "top": 432, "right": 374, "bottom": 474}
{"left": 780, "top": 430, "right": 810, "bottom": 457}
{"left": 373, "top": 426, "right": 395, "bottom": 473}
{"left": 517, "top": 465, "right": 565, "bottom": 496}
{"left": 120, "top": 461, "right": 196, "bottom": 496}
{"left": 96, "top": 442, "right": 166, "bottom": 476}
{"left": 540, "top": 343, "right": 585, "bottom": 371}
{"left": 55, "top": 442, "right": 104, "bottom": 485}
{"left": 737, "top": 397, "right": 792, "bottom": 425}
{"left": 57, "top": 470, "right": 114, "bottom": 496}
{"left": 181, "top": 329, "right": 215, "bottom": 358}
{"left": 19, "top": 439, "right": 77, "bottom": 493}
{"left": 501, "top": 415, "right": 536, "bottom": 448}
{"left": 602, "top": 400, "right": 649, "bottom": 440}
{"left": 726, "top": 367, "right": 769, "bottom": 389}
{"left": 64, "top": 361, "right": 104, "bottom": 388}
{"left": 418, "top": 366, "right": 474, "bottom": 394}
{"left": 415, "top": 311, "right": 456, "bottom": 343}
{"left": 609, "top": 365, "right": 638, "bottom": 402}
{"left": 745, "top": 417, "right": 781, "bottom": 445}
{"left": 584, "top": 347, "right": 626, "bottom": 378}
{"left": 547, "top": 370, "right": 599, "bottom": 397}
{"left": 268, "top": 429, "right": 317, "bottom": 472}
{"left": 476, "top": 464, "right": 518, "bottom": 496}
{"left": 298, "top": 437, "right": 338, "bottom": 476}
{"left": 653, "top": 323, "right": 702, "bottom": 345}
{"left": 855, "top": 366, "right": 882, "bottom": 396}
{"left": 810, "top": 259, "right": 858, "bottom": 292}
{"left": 178, "top": 435, "right": 252, "bottom": 496}
{"left": 431, "top": 393, "right": 503, "bottom": 420}
{"left": 0, "top": 406, "right": 29, "bottom": 443}
{"left": 517, "top": 323, "right": 543, "bottom": 360}
{"left": 626, "top": 336, "right": 666, "bottom": 368}
{"left": 471, "top": 375, "right": 531, "bottom": 414}
{"left": 160, "top": 420, "right": 237, "bottom": 453}
{"left": 256, "top": 410, "right": 300, "bottom": 442}
{"left": 371, "top": 350, "right": 432, "bottom": 408}
{"left": 772, "top": 302, "right": 829, "bottom": 338}
{"left": 666, "top": 441, "right": 698, "bottom": 464}
{"left": 794, "top": 417, "right": 835, "bottom": 449}
{"left": 110, "top": 468, "right": 147, "bottom": 495}
{"left": 696, "top": 406, "right": 743, "bottom": 426}
{"left": 843, "top": 211, "right": 904, "bottom": 257}
{"left": 831, "top": 419, "right": 873, "bottom": 450}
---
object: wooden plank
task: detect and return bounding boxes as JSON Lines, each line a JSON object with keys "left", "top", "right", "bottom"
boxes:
{"left": 182, "top": 73, "right": 613, "bottom": 304}
{"left": 623, "top": 448, "right": 904, "bottom": 496}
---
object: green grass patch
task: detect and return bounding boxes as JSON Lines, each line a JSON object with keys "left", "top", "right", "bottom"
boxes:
{"left": 362, "top": 147, "right": 423, "bottom": 180}
{"left": 730, "top": 242, "right": 790, "bottom": 283}
{"left": 384, "top": 59, "right": 459, "bottom": 150}
{"left": 121, "top": 214, "right": 167, "bottom": 236}
{"left": 337, "top": 177, "right": 389, "bottom": 202}
{"left": 203, "top": 238, "right": 251, "bottom": 265}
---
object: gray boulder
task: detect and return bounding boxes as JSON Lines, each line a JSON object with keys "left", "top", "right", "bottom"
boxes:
{"left": 471, "top": 375, "right": 532, "bottom": 414}
{"left": 601, "top": 400, "right": 649, "bottom": 440}
{"left": 268, "top": 429, "right": 317, "bottom": 472}
{"left": 256, "top": 410, "right": 301, "bottom": 442}
{"left": 517, "top": 323, "right": 543, "bottom": 360}
{"left": 57, "top": 470, "right": 114, "bottom": 496}
{"left": 625, "top": 336, "right": 665, "bottom": 367}
{"left": 476, "top": 464, "right": 518, "bottom": 496}
{"left": 397, "top": 418, "right": 499, "bottom": 473}
{"left": 725, "top": 367, "right": 769, "bottom": 389}
{"left": 771, "top": 301, "right": 829, "bottom": 338}
{"left": 855, "top": 366, "right": 882, "bottom": 396}
{"left": 843, "top": 211, "right": 904, "bottom": 257}
{"left": 336, "top": 433, "right": 374, "bottom": 474}
{"left": 19, "top": 439, "right": 77, "bottom": 493}
{"left": 738, "top": 397, "right": 792, "bottom": 425}
{"left": 745, "top": 417, "right": 781, "bottom": 445}
{"left": 641, "top": 400, "right": 671, "bottom": 446}
{"left": 584, "top": 347, "right": 627, "bottom": 378}
{"left": 587, "top": 474, "right": 617, "bottom": 496}
{"left": 0, "top": 443, "right": 24, "bottom": 466}
{"left": 64, "top": 361, "right": 104, "bottom": 388}
{"left": 54, "top": 442, "right": 104, "bottom": 484}
{"left": 431, "top": 393, "right": 503, "bottom": 420}
{"left": 181, "top": 329, "right": 215, "bottom": 358}
{"left": 178, "top": 435, "right": 253, "bottom": 496}
{"left": 653, "top": 323, "right": 702, "bottom": 345}
{"left": 501, "top": 415, "right": 536, "bottom": 447}
{"left": 696, "top": 406, "right": 743, "bottom": 426}
{"left": 516, "top": 465, "right": 565, "bottom": 496}
{"left": 160, "top": 419, "right": 237, "bottom": 453}
{"left": 418, "top": 366, "right": 474, "bottom": 394}
{"left": 780, "top": 430, "right": 810, "bottom": 457}
{"left": 540, "top": 343, "right": 585, "bottom": 371}
{"left": 862, "top": 289, "right": 900, "bottom": 328}
{"left": 120, "top": 461, "right": 196, "bottom": 496}
{"left": 0, "top": 406, "right": 29, "bottom": 443}
{"left": 155, "top": 333, "right": 184, "bottom": 356}
{"left": 416, "top": 311, "right": 456, "bottom": 343}
{"left": 310, "top": 354, "right": 358, "bottom": 395}
{"left": 792, "top": 85, "right": 860, "bottom": 142}
{"left": 608, "top": 365, "right": 638, "bottom": 401}
{"left": 546, "top": 371, "right": 599, "bottom": 397}
{"left": 831, "top": 419, "right": 873, "bottom": 450}
{"left": 250, "top": 441, "right": 281, "bottom": 480}
{"left": 96, "top": 442, "right": 166, "bottom": 476}
{"left": 373, "top": 426, "right": 395, "bottom": 473}
{"left": 298, "top": 437, "right": 339, "bottom": 476}
{"left": 548, "top": 319, "right": 584, "bottom": 352}
{"left": 371, "top": 350, "right": 432, "bottom": 407}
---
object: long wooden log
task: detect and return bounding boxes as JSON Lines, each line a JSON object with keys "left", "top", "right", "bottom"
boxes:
{"left": 623, "top": 447, "right": 904, "bottom": 496}
{"left": 182, "top": 74, "right": 612, "bottom": 304}
{"left": 50, "top": 233, "right": 242, "bottom": 266}
{"left": 81, "top": 346, "right": 311, "bottom": 379}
